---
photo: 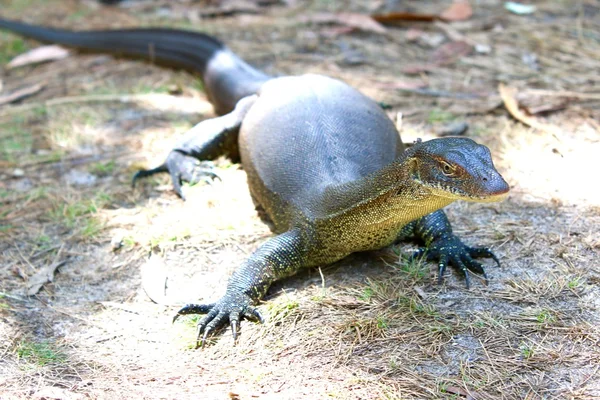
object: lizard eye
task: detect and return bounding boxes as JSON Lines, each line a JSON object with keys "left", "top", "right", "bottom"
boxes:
{"left": 441, "top": 162, "right": 455, "bottom": 176}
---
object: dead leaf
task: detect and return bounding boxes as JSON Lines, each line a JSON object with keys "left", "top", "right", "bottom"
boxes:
{"left": 498, "top": 83, "right": 562, "bottom": 135}
{"left": 430, "top": 40, "right": 472, "bottom": 65}
{"left": 371, "top": 12, "right": 436, "bottom": 23}
{"left": 32, "top": 386, "right": 86, "bottom": 400}
{"left": 26, "top": 246, "right": 67, "bottom": 296}
{"left": 302, "top": 13, "right": 387, "bottom": 34}
{"left": 413, "top": 286, "right": 429, "bottom": 299}
{"left": 7, "top": 45, "right": 70, "bottom": 69}
{"left": 337, "top": 12, "right": 387, "bottom": 34}
{"left": 373, "top": 2, "right": 471, "bottom": 24}
{"left": 445, "top": 385, "right": 477, "bottom": 399}
{"left": 401, "top": 63, "right": 438, "bottom": 74}
{"left": 141, "top": 255, "right": 170, "bottom": 305}
{"left": 403, "top": 41, "right": 471, "bottom": 75}
{"left": 440, "top": 1, "right": 473, "bottom": 22}
{"left": 0, "top": 83, "right": 45, "bottom": 106}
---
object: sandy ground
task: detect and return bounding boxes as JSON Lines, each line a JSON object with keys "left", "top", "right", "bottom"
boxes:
{"left": 1, "top": 1, "right": 599, "bottom": 399}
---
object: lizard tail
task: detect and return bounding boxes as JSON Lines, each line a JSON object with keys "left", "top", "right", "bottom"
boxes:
{"left": 0, "top": 18, "right": 270, "bottom": 114}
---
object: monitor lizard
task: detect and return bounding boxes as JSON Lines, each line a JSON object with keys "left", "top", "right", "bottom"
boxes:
{"left": 0, "top": 18, "right": 509, "bottom": 345}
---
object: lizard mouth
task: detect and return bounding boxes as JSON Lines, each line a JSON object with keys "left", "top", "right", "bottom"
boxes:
{"left": 467, "top": 190, "right": 509, "bottom": 203}
{"left": 427, "top": 183, "right": 509, "bottom": 203}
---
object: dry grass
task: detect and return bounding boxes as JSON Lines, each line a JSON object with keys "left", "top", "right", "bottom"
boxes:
{"left": 1, "top": 0, "right": 600, "bottom": 399}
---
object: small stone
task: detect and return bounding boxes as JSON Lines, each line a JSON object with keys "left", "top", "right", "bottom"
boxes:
{"left": 64, "top": 169, "right": 97, "bottom": 187}
{"left": 342, "top": 51, "right": 366, "bottom": 65}
{"left": 475, "top": 44, "right": 491, "bottom": 54}
{"left": 436, "top": 121, "right": 469, "bottom": 137}
{"left": 296, "top": 31, "right": 319, "bottom": 52}
{"left": 12, "top": 168, "right": 24, "bottom": 177}
{"left": 405, "top": 28, "right": 423, "bottom": 42}
{"left": 418, "top": 33, "right": 446, "bottom": 48}
{"left": 12, "top": 178, "right": 33, "bottom": 192}
{"left": 111, "top": 235, "right": 123, "bottom": 251}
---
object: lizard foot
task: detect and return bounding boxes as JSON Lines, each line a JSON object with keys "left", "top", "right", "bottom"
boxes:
{"left": 410, "top": 234, "right": 500, "bottom": 289}
{"left": 173, "top": 291, "right": 263, "bottom": 347}
{"left": 133, "top": 150, "right": 220, "bottom": 200}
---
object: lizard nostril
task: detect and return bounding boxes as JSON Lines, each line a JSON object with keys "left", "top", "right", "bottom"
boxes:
{"left": 482, "top": 177, "right": 488, "bottom": 182}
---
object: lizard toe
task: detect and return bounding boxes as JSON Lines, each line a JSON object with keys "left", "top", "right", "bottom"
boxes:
{"left": 467, "top": 246, "right": 501, "bottom": 268}
{"left": 461, "top": 252, "right": 488, "bottom": 285}
{"left": 198, "top": 311, "right": 228, "bottom": 347}
{"left": 445, "top": 255, "right": 471, "bottom": 289}
{"left": 230, "top": 315, "right": 241, "bottom": 342}
{"left": 243, "top": 306, "right": 264, "bottom": 323}
{"left": 436, "top": 254, "right": 449, "bottom": 285}
{"left": 409, "top": 247, "right": 435, "bottom": 263}
{"left": 173, "top": 303, "right": 215, "bottom": 323}
{"left": 190, "top": 161, "right": 221, "bottom": 185}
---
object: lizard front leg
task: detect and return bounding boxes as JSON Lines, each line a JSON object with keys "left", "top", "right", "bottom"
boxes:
{"left": 133, "top": 94, "right": 257, "bottom": 199}
{"left": 398, "top": 210, "right": 500, "bottom": 289}
{"left": 174, "top": 228, "right": 307, "bottom": 346}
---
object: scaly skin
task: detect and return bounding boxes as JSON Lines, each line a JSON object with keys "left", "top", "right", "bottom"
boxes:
{"left": 0, "top": 19, "right": 510, "bottom": 346}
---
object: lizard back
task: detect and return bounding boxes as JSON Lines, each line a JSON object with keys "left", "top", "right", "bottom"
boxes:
{"left": 238, "top": 74, "right": 403, "bottom": 230}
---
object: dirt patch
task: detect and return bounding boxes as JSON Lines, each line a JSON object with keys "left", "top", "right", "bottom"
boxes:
{"left": 1, "top": 1, "right": 599, "bottom": 399}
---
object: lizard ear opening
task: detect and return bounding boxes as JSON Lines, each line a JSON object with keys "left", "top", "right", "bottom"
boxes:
{"left": 408, "top": 158, "right": 420, "bottom": 181}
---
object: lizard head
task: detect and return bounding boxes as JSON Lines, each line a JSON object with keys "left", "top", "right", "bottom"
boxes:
{"left": 407, "top": 138, "right": 509, "bottom": 202}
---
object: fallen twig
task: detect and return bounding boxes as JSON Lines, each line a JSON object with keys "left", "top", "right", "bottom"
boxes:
{"left": 0, "top": 93, "right": 212, "bottom": 118}
{"left": 434, "top": 21, "right": 491, "bottom": 53}
{"left": 0, "top": 84, "right": 45, "bottom": 106}
{"left": 19, "top": 149, "right": 131, "bottom": 169}
{"left": 397, "top": 87, "right": 482, "bottom": 100}
{"left": 522, "top": 89, "right": 600, "bottom": 101}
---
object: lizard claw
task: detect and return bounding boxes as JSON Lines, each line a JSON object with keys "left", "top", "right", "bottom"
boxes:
{"left": 173, "top": 291, "right": 262, "bottom": 347}
{"left": 410, "top": 234, "right": 499, "bottom": 288}
{"left": 173, "top": 303, "right": 214, "bottom": 323}
{"left": 133, "top": 150, "right": 221, "bottom": 200}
